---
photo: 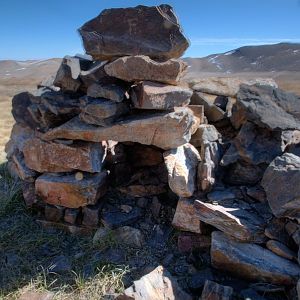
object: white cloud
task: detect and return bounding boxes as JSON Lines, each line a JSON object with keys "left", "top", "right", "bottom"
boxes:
{"left": 191, "top": 38, "right": 300, "bottom": 46}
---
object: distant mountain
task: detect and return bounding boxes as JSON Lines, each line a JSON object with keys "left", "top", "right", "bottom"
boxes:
{"left": 184, "top": 43, "right": 300, "bottom": 75}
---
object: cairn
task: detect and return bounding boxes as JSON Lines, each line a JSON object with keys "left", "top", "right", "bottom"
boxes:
{"left": 5, "top": 4, "right": 300, "bottom": 299}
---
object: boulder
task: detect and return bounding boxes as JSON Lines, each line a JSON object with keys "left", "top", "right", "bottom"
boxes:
{"left": 233, "top": 84, "right": 300, "bottom": 130}
{"left": 189, "top": 77, "right": 277, "bottom": 97}
{"left": 87, "top": 83, "right": 127, "bottom": 102}
{"left": 194, "top": 199, "right": 266, "bottom": 243}
{"left": 78, "top": 4, "right": 189, "bottom": 61}
{"left": 23, "top": 138, "right": 104, "bottom": 173}
{"left": 211, "top": 231, "right": 300, "bottom": 285}
{"left": 164, "top": 143, "right": 200, "bottom": 197}
{"left": 42, "top": 108, "right": 197, "bottom": 150}
{"left": 261, "top": 153, "right": 300, "bottom": 219}
{"left": 122, "top": 265, "right": 192, "bottom": 300}
{"left": 172, "top": 198, "right": 202, "bottom": 233}
{"left": 131, "top": 81, "right": 192, "bottom": 110}
{"left": 35, "top": 171, "right": 108, "bottom": 208}
{"left": 104, "top": 56, "right": 187, "bottom": 85}
{"left": 201, "top": 280, "right": 233, "bottom": 300}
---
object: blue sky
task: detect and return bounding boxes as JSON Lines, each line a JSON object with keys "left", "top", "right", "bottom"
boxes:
{"left": 1, "top": 0, "right": 300, "bottom": 60}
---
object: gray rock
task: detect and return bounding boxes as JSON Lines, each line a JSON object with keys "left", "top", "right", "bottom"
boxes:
{"left": 207, "top": 190, "right": 235, "bottom": 202}
{"left": 131, "top": 81, "right": 192, "bottom": 110}
{"left": 87, "top": 83, "right": 127, "bottom": 103}
{"left": 78, "top": 5, "right": 189, "bottom": 61}
{"left": 201, "top": 280, "right": 233, "bottom": 300}
{"left": 266, "top": 240, "right": 297, "bottom": 261}
{"left": 49, "top": 255, "right": 71, "bottom": 274}
{"left": 113, "top": 226, "right": 145, "bottom": 248}
{"left": 42, "top": 108, "right": 196, "bottom": 150}
{"left": 164, "top": 143, "right": 200, "bottom": 197}
{"left": 104, "top": 55, "right": 187, "bottom": 85}
{"left": 211, "top": 231, "right": 300, "bottom": 285}
{"left": 261, "top": 153, "right": 300, "bottom": 219}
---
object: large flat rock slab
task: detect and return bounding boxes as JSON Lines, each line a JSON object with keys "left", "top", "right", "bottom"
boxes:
{"left": 23, "top": 138, "right": 104, "bottom": 173}
{"left": 35, "top": 171, "right": 108, "bottom": 208}
{"left": 131, "top": 81, "right": 192, "bottom": 110}
{"left": 42, "top": 108, "right": 196, "bottom": 150}
{"left": 78, "top": 4, "right": 189, "bottom": 61}
{"left": 194, "top": 199, "right": 266, "bottom": 243}
{"left": 261, "top": 153, "right": 300, "bottom": 219}
{"left": 104, "top": 55, "right": 187, "bottom": 85}
{"left": 211, "top": 231, "right": 300, "bottom": 285}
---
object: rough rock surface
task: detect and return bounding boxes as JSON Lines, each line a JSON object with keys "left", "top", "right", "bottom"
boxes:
{"left": 201, "top": 280, "right": 233, "bottom": 300}
{"left": 194, "top": 200, "right": 266, "bottom": 243}
{"left": 131, "top": 81, "right": 192, "bottom": 110}
{"left": 266, "top": 240, "right": 297, "bottom": 261}
{"left": 43, "top": 108, "right": 196, "bottom": 150}
{"left": 211, "top": 231, "right": 300, "bottom": 285}
{"left": 172, "top": 198, "right": 201, "bottom": 233}
{"left": 164, "top": 143, "right": 200, "bottom": 197}
{"left": 78, "top": 5, "right": 189, "bottom": 61}
{"left": 261, "top": 153, "right": 300, "bottom": 219}
{"left": 87, "top": 83, "right": 127, "bottom": 102}
{"left": 104, "top": 56, "right": 187, "bottom": 85}
{"left": 23, "top": 138, "right": 104, "bottom": 173}
{"left": 189, "top": 77, "right": 278, "bottom": 97}
{"left": 35, "top": 171, "right": 108, "bottom": 208}
{"left": 122, "top": 265, "right": 192, "bottom": 300}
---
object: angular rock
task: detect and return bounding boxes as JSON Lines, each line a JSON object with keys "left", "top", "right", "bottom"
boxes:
{"left": 22, "top": 182, "right": 38, "bottom": 207}
{"left": 189, "top": 77, "right": 277, "bottom": 97}
{"left": 194, "top": 199, "right": 266, "bottom": 243}
{"left": 164, "top": 143, "right": 200, "bottom": 197}
{"left": 104, "top": 56, "right": 187, "bottom": 85}
{"left": 246, "top": 186, "right": 266, "bottom": 202}
{"left": 43, "top": 108, "right": 196, "bottom": 150}
{"left": 234, "top": 84, "right": 300, "bottom": 130}
{"left": 64, "top": 208, "right": 79, "bottom": 225}
{"left": 211, "top": 231, "right": 300, "bottom": 285}
{"left": 11, "top": 152, "right": 37, "bottom": 182}
{"left": 264, "top": 218, "right": 289, "bottom": 244}
{"left": 131, "top": 81, "right": 192, "bottom": 110}
{"left": 113, "top": 226, "right": 144, "bottom": 248}
{"left": 172, "top": 198, "right": 202, "bottom": 233}
{"left": 201, "top": 280, "right": 233, "bottom": 300}
{"left": 266, "top": 240, "right": 297, "bottom": 261}
{"left": 82, "top": 205, "right": 101, "bottom": 227}
{"left": 207, "top": 190, "right": 235, "bottom": 203}
{"left": 79, "top": 96, "right": 129, "bottom": 126}
{"left": 35, "top": 171, "right": 108, "bottom": 208}
{"left": 261, "top": 153, "right": 300, "bottom": 219}
{"left": 49, "top": 255, "right": 71, "bottom": 274}
{"left": 45, "top": 205, "right": 65, "bottom": 222}
{"left": 122, "top": 265, "right": 192, "bottom": 300}
{"left": 188, "top": 269, "right": 215, "bottom": 291}
{"left": 79, "top": 5, "right": 189, "bottom": 61}
{"left": 23, "top": 138, "right": 104, "bottom": 173}
{"left": 191, "top": 124, "right": 220, "bottom": 148}
{"left": 87, "top": 83, "right": 127, "bottom": 102}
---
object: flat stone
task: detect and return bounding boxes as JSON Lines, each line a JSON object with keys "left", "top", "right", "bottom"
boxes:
{"left": 234, "top": 84, "right": 300, "bottom": 130}
{"left": 23, "top": 138, "right": 104, "bottom": 173}
{"left": 45, "top": 204, "right": 65, "bottom": 222}
{"left": 131, "top": 81, "right": 192, "bottom": 110}
{"left": 164, "top": 143, "right": 200, "bottom": 197}
{"left": 211, "top": 231, "right": 300, "bottom": 285}
{"left": 194, "top": 199, "right": 266, "bottom": 243}
{"left": 201, "top": 280, "right": 233, "bottom": 300}
{"left": 118, "top": 184, "right": 167, "bottom": 197}
{"left": 35, "top": 171, "right": 108, "bottom": 208}
{"left": 191, "top": 124, "right": 220, "bottom": 148}
{"left": 11, "top": 152, "right": 37, "bottom": 182}
{"left": 172, "top": 198, "right": 202, "bottom": 233}
{"left": 87, "top": 83, "right": 127, "bottom": 102}
{"left": 78, "top": 5, "right": 189, "bottom": 61}
{"left": 246, "top": 186, "right": 266, "bottom": 202}
{"left": 42, "top": 108, "right": 196, "bottom": 150}
{"left": 122, "top": 265, "right": 192, "bottom": 300}
{"left": 190, "top": 77, "right": 277, "bottom": 97}
{"left": 266, "top": 240, "right": 297, "bottom": 261}
{"left": 104, "top": 56, "right": 187, "bottom": 85}
{"left": 261, "top": 153, "right": 300, "bottom": 219}
{"left": 264, "top": 218, "right": 289, "bottom": 244}
{"left": 207, "top": 190, "right": 235, "bottom": 202}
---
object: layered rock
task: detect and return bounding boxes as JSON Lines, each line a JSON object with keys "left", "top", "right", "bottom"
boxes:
{"left": 78, "top": 4, "right": 189, "bottom": 61}
{"left": 104, "top": 55, "right": 187, "bottom": 85}
{"left": 42, "top": 108, "right": 196, "bottom": 150}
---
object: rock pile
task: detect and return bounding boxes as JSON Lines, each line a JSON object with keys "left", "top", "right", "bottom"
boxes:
{"left": 5, "top": 4, "right": 300, "bottom": 299}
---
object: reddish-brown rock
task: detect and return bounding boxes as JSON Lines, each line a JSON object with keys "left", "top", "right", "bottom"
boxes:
{"left": 35, "top": 171, "right": 108, "bottom": 208}
{"left": 104, "top": 56, "right": 187, "bottom": 85}
{"left": 23, "top": 138, "right": 104, "bottom": 173}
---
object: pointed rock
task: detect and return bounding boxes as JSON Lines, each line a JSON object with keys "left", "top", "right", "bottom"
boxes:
{"left": 104, "top": 55, "right": 187, "bottom": 85}
{"left": 164, "top": 143, "right": 200, "bottom": 197}
{"left": 211, "top": 231, "right": 300, "bottom": 285}
{"left": 35, "top": 171, "right": 108, "bottom": 208}
{"left": 42, "top": 108, "right": 196, "bottom": 150}
{"left": 131, "top": 81, "right": 192, "bottom": 110}
{"left": 78, "top": 5, "right": 189, "bottom": 61}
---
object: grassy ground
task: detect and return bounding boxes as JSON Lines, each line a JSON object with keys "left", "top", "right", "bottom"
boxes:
{"left": 0, "top": 162, "right": 129, "bottom": 300}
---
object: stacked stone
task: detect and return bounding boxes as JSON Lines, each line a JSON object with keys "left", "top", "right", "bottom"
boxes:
{"left": 5, "top": 4, "right": 203, "bottom": 230}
